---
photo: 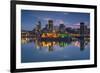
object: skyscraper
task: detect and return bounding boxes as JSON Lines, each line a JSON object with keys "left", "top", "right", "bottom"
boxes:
{"left": 59, "top": 24, "right": 66, "bottom": 33}
{"left": 48, "top": 20, "right": 53, "bottom": 32}
{"left": 80, "top": 22, "right": 85, "bottom": 51}
{"left": 80, "top": 22, "right": 84, "bottom": 36}
{"left": 36, "top": 21, "right": 41, "bottom": 32}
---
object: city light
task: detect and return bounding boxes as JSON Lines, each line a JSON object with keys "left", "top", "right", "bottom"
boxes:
{"left": 21, "top": 19, "right": 90, "bottom": 51}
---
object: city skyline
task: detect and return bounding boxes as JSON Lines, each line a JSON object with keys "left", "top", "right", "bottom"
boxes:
{"left": 21, "top": 10, "right": 90, "bottom": 63}
{"left": 21, "top": 10, "right": 90, "bottom": 31}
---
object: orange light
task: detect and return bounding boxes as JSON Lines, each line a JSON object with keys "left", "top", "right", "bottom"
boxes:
{"left": 41, "top": 33, "right": 59, "bottom": 38}
{"left": 40, "top": 41, "right": 57, "bottom": 47}
{"left": 41, "top": 33, "right": 46, "bottom": 38}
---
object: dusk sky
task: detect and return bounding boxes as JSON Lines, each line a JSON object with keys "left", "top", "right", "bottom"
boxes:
{"left": 21, "top": 10, "right": 90, "bottom": 31}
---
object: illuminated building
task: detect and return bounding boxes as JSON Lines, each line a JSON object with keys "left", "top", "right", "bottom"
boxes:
{"left": 36, "top": 21, "right": 41, "bottom": 32}
{"left": 59, "top": 24, "right": 66, "bottom": 33}
{"left": 41, "top": 33, "right": 59, "bottom": 38}
{"left": 48, "top": 20, "right": 53, "bottom": 32}
{"left": 54, "top": 26, "right": 59, "bottom": 32}
{"left": 80, "top": 22, "right": 84, "bottom": 36}
{"left": 80, "top": 22, "right": 85, "bottom": 51}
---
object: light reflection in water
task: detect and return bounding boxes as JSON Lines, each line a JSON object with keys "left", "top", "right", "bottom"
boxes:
{"left": 21, "top": 37, "right": 90, "bottom": 63}
{"left": 21, "top": 38, "right": 89, "bottom": 52}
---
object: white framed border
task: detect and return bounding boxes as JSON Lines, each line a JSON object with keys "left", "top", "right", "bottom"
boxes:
{"left": 16, "top": 4, "right": 95, "bottom": 69}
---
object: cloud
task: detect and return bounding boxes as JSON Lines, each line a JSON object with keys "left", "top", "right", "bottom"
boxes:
{"left": 43, "top": 17, "right": 52, "bottom": 21}
{"left": 55, "top": 19, "right": 64, "bottom": 24}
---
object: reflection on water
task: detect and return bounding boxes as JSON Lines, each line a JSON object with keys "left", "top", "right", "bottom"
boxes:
{"left": 21, "top": 38, "right": 90, "bottom": 63}
{"left": 22, "top": 38, "right": 89, "bottom": 52}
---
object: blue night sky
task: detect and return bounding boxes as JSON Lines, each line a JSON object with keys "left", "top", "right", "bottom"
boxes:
{"left": 21, "top": 10, "right": 90, "bottom": 31}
